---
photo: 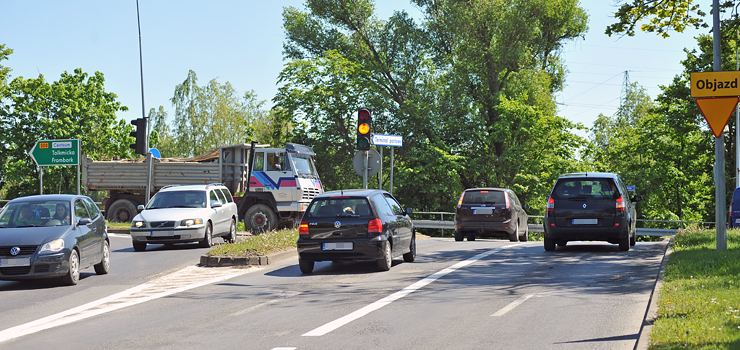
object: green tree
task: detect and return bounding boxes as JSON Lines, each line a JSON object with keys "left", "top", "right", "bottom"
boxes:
{"left": 277, "top": 0, "right": 590, "bottom": 212}
{"left": 0, "top": 52, "right": 132, "bottom": 198}
{"left": 168, "top": 70, "right": 275, "bottom": 157}
{"left": 605, "top": 0, "right": 711, "bottom": 38}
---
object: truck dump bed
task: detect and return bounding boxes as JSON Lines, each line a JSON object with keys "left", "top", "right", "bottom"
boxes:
{"left": 82, "top": 144, "right": 254, "bottom": 195}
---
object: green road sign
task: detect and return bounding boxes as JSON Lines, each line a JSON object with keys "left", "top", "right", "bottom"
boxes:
{"left": 29, "top": 139, "right": 79, "bottom": 166}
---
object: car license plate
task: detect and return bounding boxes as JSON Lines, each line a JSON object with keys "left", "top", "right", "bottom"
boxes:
{"left": 0, "top": 257, "right": 31, "bottom": 267}
{"left": 323, "top": 242, "right": 353, "bottom": 251}
{"left": 735, "top": 218, "right": 740, "bottom": 224}
{"left": 572, "top": 219, "right": 598, "bottom": 225}
{"left": 151, "top": 230, "right": 175, "bottom": 237}
{"left": 474, "top": 208, "right": 493, "bottom": 215}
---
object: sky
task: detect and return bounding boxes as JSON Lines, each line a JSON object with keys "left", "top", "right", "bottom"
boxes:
{"left": 1, "top": 1, "right": 708, "bottom": 131}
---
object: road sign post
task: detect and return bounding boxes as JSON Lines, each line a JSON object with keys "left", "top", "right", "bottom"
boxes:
{"left": 28, "top": 139, "right": 81, "bottom": 195}
{"left": 371, "top": 135, "right": 403, "bottom": 194}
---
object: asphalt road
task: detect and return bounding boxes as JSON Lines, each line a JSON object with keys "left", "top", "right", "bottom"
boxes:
{"left": 0, "top": 235, "right": 669, "bottom": 350}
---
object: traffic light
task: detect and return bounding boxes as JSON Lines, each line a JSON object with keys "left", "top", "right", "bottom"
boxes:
{"left": 130, "top": 118, "right": 148, "bottom": 156}
{"left": 356, "top": 108, "right": 372, "bottom": 150}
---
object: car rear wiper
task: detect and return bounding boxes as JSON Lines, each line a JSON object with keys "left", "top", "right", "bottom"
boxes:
{"left": 566, "top": 195, "right": 589, "bottom": 200}
{"left": 336, "top": 214, "right": 360, "bottom": 218}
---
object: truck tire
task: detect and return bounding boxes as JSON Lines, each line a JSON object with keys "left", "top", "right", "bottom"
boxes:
{"left": 245, "top": 204, "right": 277, "bottom": 234}
{"left": 107, "top": 199, "right": 138, "bottom": 222}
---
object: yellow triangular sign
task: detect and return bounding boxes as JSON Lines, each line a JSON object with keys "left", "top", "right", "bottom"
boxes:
{"left": 696, "top": 97, "right": 740, "bottom": 137}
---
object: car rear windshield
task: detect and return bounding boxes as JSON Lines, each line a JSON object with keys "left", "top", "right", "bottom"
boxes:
{"left": 306, "top": 197, "right": 373, "bottom": 218}
{"left": 552, "top": 179, "right": 619, "bottom": 200}
{"left": 462, "top": 190, "right": 506, "bottom": 205}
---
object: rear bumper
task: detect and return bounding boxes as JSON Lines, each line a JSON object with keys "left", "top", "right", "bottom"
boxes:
{"left": 544, "top": 216, "right": 629, "bottom": 241}
{"left": 454, "top": 221, "right": 516, "bottom": 236}
{"left": 297, "top": 237, "right": 384, "bottom": 262}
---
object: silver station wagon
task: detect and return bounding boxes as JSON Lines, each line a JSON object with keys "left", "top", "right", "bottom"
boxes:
{"left": 129, "top": 184, "right": 238, "bottom": 251}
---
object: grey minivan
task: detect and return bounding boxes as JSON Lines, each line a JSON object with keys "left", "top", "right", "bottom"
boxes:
{"left": 543, "top": 172, "right": 641, "bottom": 251}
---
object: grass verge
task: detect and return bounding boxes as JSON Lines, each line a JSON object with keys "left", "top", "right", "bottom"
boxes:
{"left": 650, "top": 228, "right": 740, "bottom": 349}
{"left": 207, "top": 228, "right": 298, "bottom": 257}
{"left": 106, "top": 220, "right": 131, "bottom": 230}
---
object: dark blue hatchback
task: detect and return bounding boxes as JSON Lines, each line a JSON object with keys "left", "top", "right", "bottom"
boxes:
{"left": 296, "top": 189, "right": 415, "bottom": 273}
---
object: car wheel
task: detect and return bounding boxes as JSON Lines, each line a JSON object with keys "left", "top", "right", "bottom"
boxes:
{"left": 377, "top": 241, "right": 392, "bottom": 271}
{"left": 403, "top": 234, "right": 416, "bottom": 262}
{"left": 245, "top": 204, "right": 277, "bottom": 234}
{"left": 94, "top": 240, "right": 111, "bottom": 275}
{"left": 544, "top": 237, "right": 556, "bottom": 251}
{"left": 508, "top": 222, "right": 519, "bottom": 242}
{"left": 227, "top": 218, "right": 237, "bottom": 243}
{"left": 298, "top": 258, "right": 314, "bottom": 274}
{"left": 454, "top": 230, "right": 463, "bottom": 241}
{"left": 199, "top": 222, "right": 213, "bottom": 248}
{"left": 519, "top": 223, "right": 529, "bottom": 242}
{"left": 133, "top": 242, "right": 147, "bottom": 252}
{"left": 61, "top": 249, "right": 80, "bottom": 286}
{"left": 619, "top": 234, "right": 630, "bottom": 251}
{"left": 467, "top": 234, "right": 476, "bottom": 241}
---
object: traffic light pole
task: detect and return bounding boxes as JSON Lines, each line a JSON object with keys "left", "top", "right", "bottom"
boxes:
{"left": 363, "top": 150, "right": 369, "bottom": 189}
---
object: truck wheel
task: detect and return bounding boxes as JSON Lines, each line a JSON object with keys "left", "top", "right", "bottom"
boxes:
{"left": 107, "top": 199, "right": 138, "bottom": 222}
{"left": 245, "top": 204, "right": 277, "bottom": 234}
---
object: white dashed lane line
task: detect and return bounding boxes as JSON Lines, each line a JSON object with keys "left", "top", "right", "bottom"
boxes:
{"left": 302, "top": 244, "right": 519, "bottom": 337}
{"left": 0, "top": 265, "right": 253, "bottom": 343}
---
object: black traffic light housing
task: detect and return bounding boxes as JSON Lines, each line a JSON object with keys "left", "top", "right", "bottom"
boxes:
{"left": 130, "top": 118, "right": 148, "bottom": 156}
{"left": 356, "top": 108, "right": 372, "bottom": 150}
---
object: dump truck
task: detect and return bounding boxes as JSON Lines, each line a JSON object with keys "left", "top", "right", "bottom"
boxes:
{"left": 82, "top": 142, "right": 323, "bottom": 233}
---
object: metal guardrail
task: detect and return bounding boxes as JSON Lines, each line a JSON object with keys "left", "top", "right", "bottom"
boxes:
{"left": 410, "top": 212, "right": 715, "bottom": 236}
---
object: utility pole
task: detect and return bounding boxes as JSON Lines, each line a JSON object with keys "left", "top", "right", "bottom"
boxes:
{"left": 713, "top": 0, "right": 727, "bottom": 251}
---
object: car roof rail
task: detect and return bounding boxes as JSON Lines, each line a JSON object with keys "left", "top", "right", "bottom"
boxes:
{"left": 160, "top": 184, "right": 181, "bottom": 190}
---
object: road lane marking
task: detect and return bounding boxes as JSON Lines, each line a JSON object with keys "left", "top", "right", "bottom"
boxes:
{"left": 491, "top": 293, "right": 535, "bottom": 316}
{"left": 0, "top": 266, "right": 252, "bottom": 343}
{"left": 302, "top": 244, "right": 518, "bottom": 337}
{"left": 230, "top": 291, "right": 303, "bottom": 317}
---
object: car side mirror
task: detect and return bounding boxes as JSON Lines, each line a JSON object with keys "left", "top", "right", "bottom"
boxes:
{"left": 78, "top": 218, "right": 93, "bottom": 226}
{"left": 212, "top": 201, "right": 223, "bottom": 208}
{"left": 137, "top": 205, "right": 145, "bottom": 212}
{"left": 631, "top": 195, "right": 643, "bottom": 202}
{"left": 406, "top": 207, "right": 413, "bottom": 215}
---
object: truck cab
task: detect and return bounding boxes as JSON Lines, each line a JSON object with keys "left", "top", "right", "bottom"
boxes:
{"left": 240, "top": 143, "right": 324, "bottom": 233}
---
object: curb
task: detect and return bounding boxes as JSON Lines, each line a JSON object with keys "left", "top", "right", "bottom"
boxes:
{"left": 200, "top": 248, "right": 297, "bottom": 267}
{"left": 635, "top": 235, "right": 674, "bottom": 350}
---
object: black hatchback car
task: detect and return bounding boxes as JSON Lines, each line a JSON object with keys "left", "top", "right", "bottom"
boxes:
{"left": 454, "top": 188, "right": 529, "bottom": 242}
{"left": 0, "top": 194, "right": 110, "bottom": 285}
{"left": 296, "top": 189, "right": 415, "bottom": 273}
{"left": 543, "top": 172, "right": 641, "bottom": 251}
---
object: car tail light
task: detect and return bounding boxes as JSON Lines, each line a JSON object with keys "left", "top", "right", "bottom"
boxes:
{"left": 457, "top": 193, "right": 465, "bottom": 209}
{"left": 299, "top": 221, "right": 309, "bottom": 235}
{"left": 616, "top": 196, "right": 625, "bottom": 212}
{"left": 368, "top": 218, "right": 383, "bottom": 234}
{"left": 546, "top": 197, "right": 554, "bottom": 212}
{"left": 504, "top": 192, "right": 511, "bottom": 209}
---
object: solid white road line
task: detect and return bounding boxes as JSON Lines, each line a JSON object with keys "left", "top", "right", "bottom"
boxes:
{"left": 0, "top": 266, "right": 250, "bottom": 343}
{"left": 302, "top": 244, "right": 518, "bottom": 337}
{"left": 491, "top": 293, "right": 535, "bottom": 316}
